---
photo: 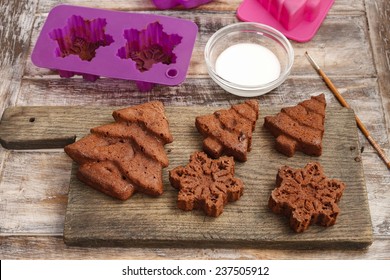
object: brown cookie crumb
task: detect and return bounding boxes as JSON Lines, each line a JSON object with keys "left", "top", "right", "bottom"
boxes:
{"left": 169, "top": 151, "right": 244, "bottom": 217}
{"left": 269, "top": 162, "right": 346, "bottom": 232}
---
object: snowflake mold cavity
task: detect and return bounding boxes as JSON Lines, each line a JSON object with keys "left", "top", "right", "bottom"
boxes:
{"left": 49, "top": 15, "right": 114, "bottom": 62}
{"left": 117, "top": 21, "right": 183, "bottom": 73}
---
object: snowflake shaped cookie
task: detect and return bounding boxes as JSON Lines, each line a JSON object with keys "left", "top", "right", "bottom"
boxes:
{"left": 269, "top": 162, "right": 346, "bottom": 232}
{"left": 169, "top": 151, "right": 244, "bottom": 217}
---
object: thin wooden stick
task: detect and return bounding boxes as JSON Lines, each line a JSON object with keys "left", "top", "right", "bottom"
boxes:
{"left": 305, "top": 51, "right": 390, "bottom": 170}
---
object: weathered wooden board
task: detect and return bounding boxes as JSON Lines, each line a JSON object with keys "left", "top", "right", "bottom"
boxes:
{"left": 0, "top": 105, "right": 373, "bottom": 249}
{"left": 64, "top": 106, "right": 372, "bottom": 249}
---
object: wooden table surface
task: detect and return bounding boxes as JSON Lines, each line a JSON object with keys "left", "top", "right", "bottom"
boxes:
{"left": 1, "top": 0, "right": 389, "bottom": 259}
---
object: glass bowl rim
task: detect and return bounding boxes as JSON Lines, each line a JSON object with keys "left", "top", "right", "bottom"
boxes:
{"left": 204, "top": 22, "right": 294, "bottom": 92}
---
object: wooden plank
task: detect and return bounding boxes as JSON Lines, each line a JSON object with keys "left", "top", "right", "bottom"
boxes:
{"left": 365, "top": 0, "right": 390, "bottom": 144}
{"left": 0, "top": 0, "right": 40, "bottom": 242}
{"left": 361, "top": 151, "right": 390, "bottom": 237}
{"left": 0, "top": 106, "right": 152, "bottom": 149}
{"left": 0, "top": 0, "right": 387, "bottom": 260}
{"left": 0, "top": 106, "right": 109, "bottom": 149}
{"left": 15, "top": 105, "right": 365, "bottom": 249}
{"left": 1, "top": 236, "right": 388, "bottom": 260}
{"left": 0, "top": 0, "right": 39, "bottom": 116}
{"left": 0, "top": 151, "right": 70, "bottom": 235}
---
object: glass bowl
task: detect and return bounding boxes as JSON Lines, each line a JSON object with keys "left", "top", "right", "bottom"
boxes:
{"left": 204, "top": 22, "right": 294, "bottom": 97}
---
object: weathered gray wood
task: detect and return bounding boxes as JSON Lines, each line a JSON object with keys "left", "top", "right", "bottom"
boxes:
{"left": 1, "top": 236, "right": 389, "bottom": 260}
{"left": 365, "top": 0, "right": 390, "bottom": 141}
{"left": 1, "top": 0, "right": 389, "bottom": 260}
{"left": 0, "top": 106, "right": 113, "bottom": 149}
{"left": 0, "top": 0, "right": 39, "bottom": 116}
{"left": 361, "top": 150, "right": 390, "bottom": 237}
{"left": 39, "top": 105, "right": 373, "bottom": 249}
{"left": 0, "top": 151, "right": 71, "bottom": 235}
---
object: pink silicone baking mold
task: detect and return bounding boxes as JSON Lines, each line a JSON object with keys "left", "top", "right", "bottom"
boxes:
{"left": 152, "top": 0, "right": 213, "bottom": 9}
{"left": 31, "top": 5, "right": 198, "bottom": 91}
{"left": 237, "top": 0, "right": 335, "bottom": 42}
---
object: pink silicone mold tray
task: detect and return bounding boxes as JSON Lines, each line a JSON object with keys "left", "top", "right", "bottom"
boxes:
{"left": 31, "top": 5, "right": 198, "bottom": 91}
{"left": 152, "top": 0, "right": 213, "bottom": 9}
{"left": 237, "top": 0, "right": 335, "bottom": 42}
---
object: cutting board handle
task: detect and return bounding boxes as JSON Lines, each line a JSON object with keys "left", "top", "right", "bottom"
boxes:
{"left": 0, "top": 106, "right": 116, "bottom": 150}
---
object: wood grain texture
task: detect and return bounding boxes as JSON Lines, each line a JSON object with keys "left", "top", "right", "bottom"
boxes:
{"left": 0, "top": 236, "right": 388, "bottom": 260}
{"left": 1, "top": 148, "right": 385, "bottom": 239}
{"left": 0, "top": 0, "right": 38, "bottom": 116}
{"left": 17, "top": 105, "right": 367, "bottom": 249}
{"left": 0, "top": 0, "right": 40, "bottom": 247}
{"left": 365, "top": 0, "right": 390, "bottom": 142}
{"left": 0, "top": 151, "right": 70, "bottom": 235}
{"left": 0, "top": 0, "right": 389, "bottom": 259}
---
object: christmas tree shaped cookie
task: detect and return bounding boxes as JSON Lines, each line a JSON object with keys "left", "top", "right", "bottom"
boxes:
{"left": 195, "top": 100, "right": 259, "bottom": 162}
{"left": 264, "top": 94, "right": 326, "bottom": 157}
{"left": 64, "top": 101, "right": 173, "bottom": 200}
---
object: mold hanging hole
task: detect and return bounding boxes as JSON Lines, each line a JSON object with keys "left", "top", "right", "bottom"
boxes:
{"left": 117, "top": 22, "right": 182, "bottom": 73}
{"left": 49, "top": 15, "right": 114, "bottom": 61}
{"left": 166, "top": 68, "right": 178, "bottom": 79}
{"left": 29, "top": 117, "right": 36, "bottom": 123}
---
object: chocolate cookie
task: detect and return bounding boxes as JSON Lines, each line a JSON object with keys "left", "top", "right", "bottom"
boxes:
{"left": 169, "top": 151, "right": 244, "bottom": 217}
{"left": 264, "top": 94, "right": 326, "bottom": 157}
{"left": 269, "top": 162, "right": 346, "bottom": 232}
{"left": 195, "top": 100, "right": 259, "bottom": 162}
{"left": 64, "top": 101, "right": 173, "bottom": 200}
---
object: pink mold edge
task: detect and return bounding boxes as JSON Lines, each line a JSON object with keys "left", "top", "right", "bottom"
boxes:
{"left": 237, "top": 0, "right": 335, "bottom": 42}
{"left": 152, "top": 0, "right": 213, "bottom": 9}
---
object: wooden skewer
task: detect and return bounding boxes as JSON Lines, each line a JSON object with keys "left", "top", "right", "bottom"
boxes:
{"left": 305, "top": 51, "right": 390, "bottom": 170}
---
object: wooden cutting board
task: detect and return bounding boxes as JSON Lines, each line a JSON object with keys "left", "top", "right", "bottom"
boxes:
{"left": 0, "top": 105, "right": 373, "bottom": 249}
